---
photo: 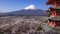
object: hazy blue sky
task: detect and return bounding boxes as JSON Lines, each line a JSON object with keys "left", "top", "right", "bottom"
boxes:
{"left": 0, "top": 0, "right": 51, "bottom": 13}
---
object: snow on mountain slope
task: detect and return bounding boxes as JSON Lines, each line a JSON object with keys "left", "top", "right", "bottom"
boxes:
{"left": 24, "top": 5, "right": 37, "bottom": 10}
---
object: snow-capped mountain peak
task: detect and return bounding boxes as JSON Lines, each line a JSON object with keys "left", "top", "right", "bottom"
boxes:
{"left": 24, "top": 5, "right": 37, "bottom": 10}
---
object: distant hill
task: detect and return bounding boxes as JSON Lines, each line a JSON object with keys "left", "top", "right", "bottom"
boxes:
{"left": 0, "top": 13, "right": 3, "bottom": 16}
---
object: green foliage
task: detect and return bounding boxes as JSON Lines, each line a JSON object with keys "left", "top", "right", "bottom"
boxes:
{"left": 36, "top": 26, "right": 42, "bottom": 31}
{"left": 0, "top": 32, "right": 3, "bottom": 34}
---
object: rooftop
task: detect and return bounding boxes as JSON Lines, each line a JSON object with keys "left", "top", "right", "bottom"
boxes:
{"left": 50, "top": 6, "right": 60, "bottom": 10}
{"left": 48, "top": 16, "right": 60, "bottom": 21}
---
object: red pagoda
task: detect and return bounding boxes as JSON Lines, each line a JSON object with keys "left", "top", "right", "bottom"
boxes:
{"left": 46, "top": 0, "right": 60, "bottom": 27}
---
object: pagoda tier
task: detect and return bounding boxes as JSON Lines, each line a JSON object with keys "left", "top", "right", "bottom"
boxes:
{"left": 46, "top": 0, "right": 60, "bottom": 6}
{"left": 46, "top": 6, "right": 60, "bottom": 17}
{"left": 48, "top": 16, "right": 60, "bottom": 27}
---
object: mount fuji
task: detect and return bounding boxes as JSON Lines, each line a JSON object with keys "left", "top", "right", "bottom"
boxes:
{"left": 5, "top": 5, "right": 48, "bottom": 16}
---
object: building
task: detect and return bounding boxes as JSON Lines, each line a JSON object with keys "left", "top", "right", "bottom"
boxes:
{"left": 46, "top": 0, "right": 60, "bottom": 27}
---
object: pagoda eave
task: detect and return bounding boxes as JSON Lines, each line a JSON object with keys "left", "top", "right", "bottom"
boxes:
{"left": 46, "top": 2, "right": 53, "bottom": 5}
{"left": 46, "top": 0, "right": 54, "bottom": 5}
{"left": 48, "top": 19, "right": 60, "bottom": 22}
{"left": 48, "top": 16, "right": 60, "bottom": 21}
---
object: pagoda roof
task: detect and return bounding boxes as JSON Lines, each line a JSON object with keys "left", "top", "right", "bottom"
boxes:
{"left": 49, "top": 6, "right": 60, "bottom": 10}
{"left": 48, "top": 16, "right": 60, "bottom": 21}
{"left": 46, "top": 0, "right": 60, "bottom": 5}
{"left": 46, "top": 6, "right": 60, "bottom": 12}
{"left": 54, "top": 6, "right": 60, "bottom": 10}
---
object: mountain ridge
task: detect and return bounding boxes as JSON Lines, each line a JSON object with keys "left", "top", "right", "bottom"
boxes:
{"left": 2, "top": 5, "right": 48, "bottom": 16}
